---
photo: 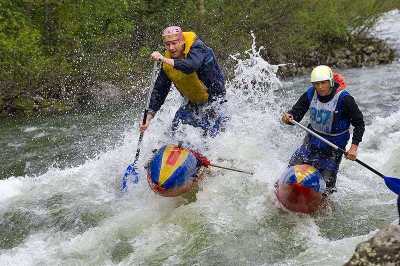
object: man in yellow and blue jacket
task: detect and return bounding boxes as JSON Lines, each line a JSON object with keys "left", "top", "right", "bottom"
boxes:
{"left": 140, "top": 26, "right": 226, "bottom": 137}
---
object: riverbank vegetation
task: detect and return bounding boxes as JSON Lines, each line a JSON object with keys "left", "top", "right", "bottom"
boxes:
{"left": 1, "top": 0, "right": 399, "bottom": 116}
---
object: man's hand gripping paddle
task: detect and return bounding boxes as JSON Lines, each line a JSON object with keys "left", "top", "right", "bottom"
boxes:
{"left": 120, "top": 61, "right": 159, "bottom": 192}
{"left": 291, "top": 120, "right": 400, "bottom": 195}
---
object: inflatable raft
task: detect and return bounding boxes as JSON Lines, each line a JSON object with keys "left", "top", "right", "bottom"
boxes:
{"left": 274, "top": 164, "right": 326, "bottom": 214}
{"left": 146, "top": 144, "right": 204, "bottom": 197}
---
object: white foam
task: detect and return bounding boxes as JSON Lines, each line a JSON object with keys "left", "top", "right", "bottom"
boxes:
{"left": 0, "top": 177, "right": 27, "bottom": 204}
{"left": 23, "top": 127, "right": 39, "bottom": 133}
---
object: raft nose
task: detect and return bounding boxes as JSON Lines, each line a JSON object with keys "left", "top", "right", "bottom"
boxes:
{"left": 146, "top": 144, "right": 200, "bottom": 197}
{"left": 275, "top": 164, "right": 326, "bottom": 214}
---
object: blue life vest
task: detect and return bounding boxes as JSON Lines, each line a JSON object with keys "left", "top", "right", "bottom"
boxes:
{"left": 306, "top": 86, "right": 351, "bottom": 150}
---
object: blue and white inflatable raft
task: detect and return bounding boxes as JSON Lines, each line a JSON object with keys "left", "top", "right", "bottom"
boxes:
{"left": 146, "top": 144, "right": 204, "bottom": 197}
{"left": 274, "top": 164, "right": 326, "bottom": 214}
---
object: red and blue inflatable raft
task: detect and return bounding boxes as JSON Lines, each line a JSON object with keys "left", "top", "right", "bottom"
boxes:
{"left": 274, "top": 164, "right": 326, "bottom": 214}
{"left": 146, "top": 144, "right": 203, "bottom": 197}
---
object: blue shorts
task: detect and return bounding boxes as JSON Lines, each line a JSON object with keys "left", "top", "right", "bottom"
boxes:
{"left": 288, "top": 136, "right": 343, "bottom": 191}
{"left": 171, "top": 101, "right": 228, "bottom": 137}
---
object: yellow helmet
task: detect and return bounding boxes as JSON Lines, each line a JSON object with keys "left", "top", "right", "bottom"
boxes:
{"left": 310, "top": 65, "right": 333, "bottom": 87}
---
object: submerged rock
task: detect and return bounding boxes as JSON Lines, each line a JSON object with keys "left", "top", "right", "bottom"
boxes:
{"left": 344, "top": 225, "right": 400, "bottom": 266}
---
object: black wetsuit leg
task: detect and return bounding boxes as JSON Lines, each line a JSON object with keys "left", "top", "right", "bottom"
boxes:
{"left": 398, "top": 196, "right": 400, "bottom": 225}
{"left": 288, "top": 136, "right": 343, "bottom": 194}
{"left": 319, "top": 150, "right": 343, "bottom": 194}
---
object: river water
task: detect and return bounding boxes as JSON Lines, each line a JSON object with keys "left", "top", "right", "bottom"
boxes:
{"left": 0, "top": 10, "right": 399, "bottom": 266}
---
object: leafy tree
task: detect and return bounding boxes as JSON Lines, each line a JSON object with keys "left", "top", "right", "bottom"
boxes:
{"left": 0, "top": 0, "right": 398, "bottom": 103}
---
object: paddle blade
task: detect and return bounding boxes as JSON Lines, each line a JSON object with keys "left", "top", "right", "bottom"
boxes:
{"left": 384, "top": 176, "right": 400, "bottom": 195}
{"left": 120, "top": 163, "right": 139, "bottom": 192}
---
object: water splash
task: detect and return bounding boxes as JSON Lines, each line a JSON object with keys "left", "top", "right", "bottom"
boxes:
{"left": 229, "top": 32, "right": 282, "bottom": 101}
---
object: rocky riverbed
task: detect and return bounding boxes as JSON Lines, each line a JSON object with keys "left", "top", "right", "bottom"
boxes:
{"left": 278, "top": 36, "right": 395, "bottom": 78}
{"left": 345, "top": 225, "right": 400, "bottom": 266}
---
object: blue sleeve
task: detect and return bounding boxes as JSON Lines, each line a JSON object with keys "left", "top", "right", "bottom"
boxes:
{"left": 173, "top": 40, "right": 208, "bottom": 74}
{"left": 288, "top": 88, "right": 312, "bottom": 122}
{"left": 148, "top": 68, "right": 172, "bottom": 113}
{"left": 306, "top": 86, "right": 315, "bottom": 102}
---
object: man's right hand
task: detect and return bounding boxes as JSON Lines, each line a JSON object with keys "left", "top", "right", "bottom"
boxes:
{"left": 150, "top": 51, "right": 163, "bottom": 62}
{"left": 139, "top": 112, "right": 154, "bottom": 133}
{"left": 281, "top": 113, "right": 294, "bottom": 125}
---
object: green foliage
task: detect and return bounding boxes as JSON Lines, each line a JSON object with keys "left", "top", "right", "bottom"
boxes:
{"left": 295, "top": 1, "right": 350, "bottom": 48}
{"left": 0, "top": 0, "right": 48, "bottom": 89}
{"left": 0, "top": 0, "right": 397, "bottom": 99}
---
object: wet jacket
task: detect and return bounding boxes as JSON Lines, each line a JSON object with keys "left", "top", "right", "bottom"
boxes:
{"left": 288, "top": 82, "right": 365, "bottom": 150}
{"left": 148, "top": 33, "right": 225, "bottom": 113}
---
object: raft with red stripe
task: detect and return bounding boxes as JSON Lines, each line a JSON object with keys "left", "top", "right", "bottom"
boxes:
{"left": 274, "top": 164, "right": 326, "bottom": 214}
{"left": 146, "top": 144, "right": 203, "bottom": 197}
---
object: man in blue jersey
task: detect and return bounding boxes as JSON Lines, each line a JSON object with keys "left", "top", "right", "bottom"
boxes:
{"left": 282, "top": 65, "right": 365, "bottom": 194}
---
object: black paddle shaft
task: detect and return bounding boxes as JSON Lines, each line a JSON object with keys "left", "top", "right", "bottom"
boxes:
{"left": 133, "top": 109, "right": 148, "bottom": 163}
{"left": 354, "top": 158, "right": 385, "bottom": 178}
{"left": 291, "top": 120, "right": 386, "bottom": 179}
{"left": 334, "top": 146, "right": 385, "bottom": 178}
{"left": 132, "top": 61, "right": 158, "bottom": 164}
{"left": 209, "top": 163, "right": 254, "bottom": 175}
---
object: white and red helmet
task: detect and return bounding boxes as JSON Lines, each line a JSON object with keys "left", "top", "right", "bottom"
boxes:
{"left": 310, "top": 65, "right": 334, "bottom": 87}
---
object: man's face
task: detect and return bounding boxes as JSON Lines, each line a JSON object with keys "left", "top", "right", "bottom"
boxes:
{"left": 313, "top": 80, "right": 331, "bottom": 96}
{"left": 163, "top": 35, "right": 185, "bottom": 58}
